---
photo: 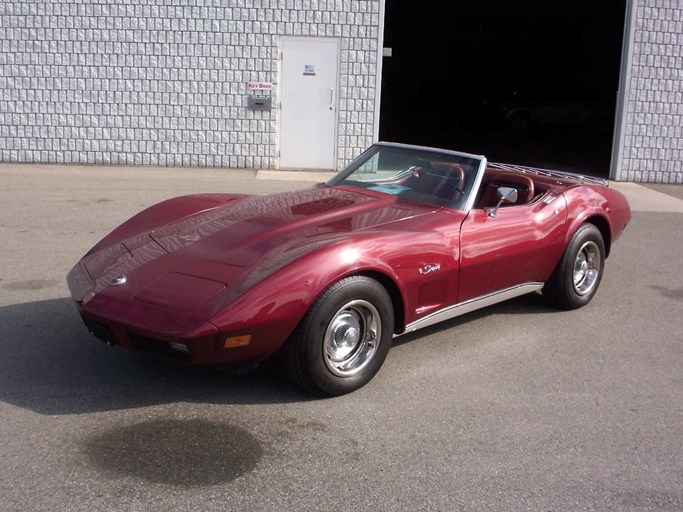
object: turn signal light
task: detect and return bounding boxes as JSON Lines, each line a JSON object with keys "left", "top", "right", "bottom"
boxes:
{"left": 223, "top": 335, "right": 252, "bottom": 348}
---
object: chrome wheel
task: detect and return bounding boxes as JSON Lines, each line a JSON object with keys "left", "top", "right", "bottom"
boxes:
{"left": 572, "top": 240, "right": 602, "bottom": 296}
{"left": 324, "top": 299, "right": 381, "bottom": 378}
{"left": 282, "top": 275, "right": 394, "bottom": 396}
{"left": 543, "top": 223, "right": 606, "bottom": 310}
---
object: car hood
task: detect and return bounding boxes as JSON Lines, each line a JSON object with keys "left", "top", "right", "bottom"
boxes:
{"left": 149, "top": 185, "right": 429, "bottom": 266}
{"left": 72, "top": 186, "right": 437, "bottom": 304}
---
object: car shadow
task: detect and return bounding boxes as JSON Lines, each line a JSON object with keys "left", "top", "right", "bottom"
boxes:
{"left": 0, "top": 294, "right": 555, "bottom": 416}
{"left": 0, "top": 298, "right": 312, "bottom": 416}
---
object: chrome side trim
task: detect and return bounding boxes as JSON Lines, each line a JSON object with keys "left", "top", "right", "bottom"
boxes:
{"left": 401, "top": 282, "right": 544, "bottom": 334}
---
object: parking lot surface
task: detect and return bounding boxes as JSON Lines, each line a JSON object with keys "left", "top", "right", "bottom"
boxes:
{"left": 1, "top": 163, "right": 682, "bottom": 511}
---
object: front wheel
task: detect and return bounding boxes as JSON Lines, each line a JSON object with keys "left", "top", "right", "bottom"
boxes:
{"left": 281, "top": 276, "right": 394, "bottom": 396}
{"left": 543, "top": 223, "right": 606, "bottom": 310}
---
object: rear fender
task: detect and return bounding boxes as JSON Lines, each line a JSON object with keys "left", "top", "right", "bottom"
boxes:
{"left": 562, "top": 187, "right": 614, "bottom": 256}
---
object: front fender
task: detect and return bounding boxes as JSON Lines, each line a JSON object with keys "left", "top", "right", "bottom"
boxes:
{"left": 208, "top": 230, "right": 457, "bottom": 362}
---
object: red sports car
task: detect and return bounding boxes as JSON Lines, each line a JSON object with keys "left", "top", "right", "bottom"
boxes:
{"left": 67, "top": 143, "right": 631, "bottom": 395}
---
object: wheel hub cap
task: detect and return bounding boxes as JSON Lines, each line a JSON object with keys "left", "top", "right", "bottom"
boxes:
{"left": 323, "top": 300, "right": 381, "bottom": 377}
{"left": 572, "top": 241, "right": 601, "bottom": 296}
{"left": 329, "top": 312, "right": 362, "bottom": 361}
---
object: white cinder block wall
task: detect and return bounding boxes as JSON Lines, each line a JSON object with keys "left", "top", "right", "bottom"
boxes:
{"left": 0, "top": 0, "right": 382, "bottom": 169}
{"left": 4, "top": 1, "right": 683, "bottom": 183}
{"left": 618, "top": 0, "right": 683, "bottom": 183}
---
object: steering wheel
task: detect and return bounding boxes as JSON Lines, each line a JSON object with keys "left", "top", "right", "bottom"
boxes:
{"left": 406, "top": 165, "right": 422, "bottom": 178}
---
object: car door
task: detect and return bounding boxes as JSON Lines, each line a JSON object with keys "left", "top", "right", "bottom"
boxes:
{"left": 458, "top": 197, "right": 568, "bottom": 302}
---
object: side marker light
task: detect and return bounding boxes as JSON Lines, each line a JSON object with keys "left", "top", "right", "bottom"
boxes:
{"left": 223, "top": 335, "right": 252, "bottom": 348}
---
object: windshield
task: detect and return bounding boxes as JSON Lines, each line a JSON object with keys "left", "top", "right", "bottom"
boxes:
{"left": 326, "top": 143, "right": 486, "bottom": 210}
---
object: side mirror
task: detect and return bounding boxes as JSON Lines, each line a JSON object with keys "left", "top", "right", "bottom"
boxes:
{"left": 498, "top": 186, "right": 518, "bottom": 204}
{"left": 487, "top": 187, "right": 518, "bottom": 217}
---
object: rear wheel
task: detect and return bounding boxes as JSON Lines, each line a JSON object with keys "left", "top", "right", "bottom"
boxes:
{"left": 543, "top": 223, "right": 606, "bottom": 309}
{"left": 281, "top": 276, "right": 394, "bottom": 396}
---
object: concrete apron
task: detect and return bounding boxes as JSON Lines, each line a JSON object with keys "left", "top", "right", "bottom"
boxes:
{"left": 610, "top": 182, "right": 683, "bottom": 213}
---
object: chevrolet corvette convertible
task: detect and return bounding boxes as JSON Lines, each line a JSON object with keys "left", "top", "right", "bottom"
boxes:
{"left": 67, "top": 143, "right": 631, "bottom": 395}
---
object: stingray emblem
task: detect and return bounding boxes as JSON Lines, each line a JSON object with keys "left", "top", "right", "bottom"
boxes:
{"left": 418, "top": 263, "right": 441, "bottom": 275}
{"left": 106, "top": 274, "right": 127, "bottom": 286}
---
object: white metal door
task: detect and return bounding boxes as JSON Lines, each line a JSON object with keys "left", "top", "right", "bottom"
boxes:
{"left": 280, "top": 38, "right": 339, "bottom": 170}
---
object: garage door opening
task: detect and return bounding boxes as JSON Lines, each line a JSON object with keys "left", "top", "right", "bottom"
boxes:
{"left": 379, "top": 1, "right": 627, "bottom": 177}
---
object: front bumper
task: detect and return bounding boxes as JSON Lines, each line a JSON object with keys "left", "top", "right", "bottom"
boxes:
{"left": 76, "top": 308, "right": 220, "bottom": 364}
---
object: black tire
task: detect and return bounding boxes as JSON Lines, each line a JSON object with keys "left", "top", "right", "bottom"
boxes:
{"left": 281, "top": 276, "right": 394, "bottom": 396}
{"left": 543, "top": 223, "right": 606, "bottom": 310}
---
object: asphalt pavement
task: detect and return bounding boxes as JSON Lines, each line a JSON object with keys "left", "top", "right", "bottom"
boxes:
{"left": 1, "top": 163, "right": 682, "bottom": 511}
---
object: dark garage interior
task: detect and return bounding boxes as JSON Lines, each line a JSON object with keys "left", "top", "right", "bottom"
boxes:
{"left": 379, "top": 1, "right": 627, "bottom": 177}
